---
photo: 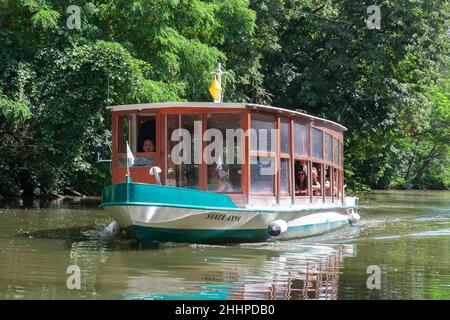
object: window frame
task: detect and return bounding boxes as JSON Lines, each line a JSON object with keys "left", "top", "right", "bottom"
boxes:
{"left": 278, "top": 118, "right": 291, "bottom": 198}
{"left": 205, "top": 112, "right": 244, "bottom": 194}
{"left": 111, "top": 107, "right": 346, "bottom": 205}
{"left": 250, "top": 112, "right": 277, "bottom": 196}
{"left": 116, "top": 113, "right": 158, "bottom": 166}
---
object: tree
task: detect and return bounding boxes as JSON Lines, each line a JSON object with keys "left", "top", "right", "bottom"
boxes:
{"left": 0, "top": 0, "right": 258, "bottom": 196}
{"left": 254, "top": 0, "right": 450, "bottom": 190}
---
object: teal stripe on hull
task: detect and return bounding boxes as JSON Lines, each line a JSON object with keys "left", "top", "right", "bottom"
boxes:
{"left": 131, "top": 226, "right": 269, "bottom": 245}
{"left": 102, "top": 182, "right": 237, "bottom": 209}
{"left": 102, "top": 201, "right": 355, "bottom": 213}
{"left": 131, "top": 220, "right": 349, "bottom": 246}
{"left": 101, "top": 182, "right": 355, "bottom": 213}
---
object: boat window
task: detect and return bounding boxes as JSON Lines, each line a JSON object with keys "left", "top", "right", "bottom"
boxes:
{"left": 325, "top": 133, "right": 332, "bottom": 163}
{"left": 280, "top": 119, "right": 290, "bottom": 154}
{"left": 251, "top": 114, "right": 275, "bottom": 152}
{"left": 137, "top": 116, "right": 156, "bottom": 152}
{"left": 117, "top": 115, "right": 156, "bottom": 168}
{"left": 294, "top": 160, "right": 309, "bottom": 197}
{"left": 166, "top": 114, "right": 201, "bottom": 189}
{"left": 312, "top": 128, "right": 323, "bottom": 159}
{"left": 280, "top": 159, "right": 290, "bottom": 194}
{"left": 312, "top": 163, "right": 322, "bottom": 196}
{"left": 251, "top": 114, "right": 276, "bottom": 195}
{"left": 206, "top": 113, "right": 242, "bottom": 193}
{"left": 279, "top": 119, "right": 290, "bottom": 195}
{"left": 251, "top": 156, "right": 275, "bottom": 194}
{"left": 118, "top": 116, "right": 131, "bottom": 153}
{"left": 294, "top": 122, "right": 309, "bottom": 156}
{"left": 333, "top": 137, "right": 339, "bottom": 165}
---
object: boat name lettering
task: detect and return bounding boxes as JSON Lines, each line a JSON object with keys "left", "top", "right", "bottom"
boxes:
{"left": 206, "top": 213, "right": 241, "bottom": 222}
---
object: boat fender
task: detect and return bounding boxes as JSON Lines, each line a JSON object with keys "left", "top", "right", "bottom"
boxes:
{"left": 268, "top": 219, "right": 288, "bottom": 236}
{"left": 348, "top": 212, "right": 360, "bottom": 225}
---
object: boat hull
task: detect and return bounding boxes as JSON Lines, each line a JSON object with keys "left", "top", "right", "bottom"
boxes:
{"left": 103, "top": 203, "right": 357, "bottom": 245}
{"left": 100, "top": 182, "right": 358, "bottom": 245}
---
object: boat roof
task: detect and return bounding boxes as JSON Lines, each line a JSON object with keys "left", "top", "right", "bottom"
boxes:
{"left": 106, "top": 102, "right": 347, "bottom": 132}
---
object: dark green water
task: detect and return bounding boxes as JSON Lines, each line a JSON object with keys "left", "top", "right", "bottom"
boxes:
{"left": 0, "top": 191, "right": 449, "bottom": 300}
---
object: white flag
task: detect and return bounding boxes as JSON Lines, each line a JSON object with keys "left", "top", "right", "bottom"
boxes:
{"left": 126, "top": 141, "right": 135, "bottom": 167}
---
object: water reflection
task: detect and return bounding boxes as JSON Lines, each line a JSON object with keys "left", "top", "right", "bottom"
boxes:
{"left": 226, "top": 245, "right": 347, "bottom": 300}
{"left": 0, "top": 208, "right": 355, "bottom": 300}
{"left": 107, "top": 244, "right": 356, "bottom": 300}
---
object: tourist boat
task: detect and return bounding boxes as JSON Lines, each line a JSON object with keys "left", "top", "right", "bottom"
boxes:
{"left": 100, "top": 69, "right": 359, "bottom": 245}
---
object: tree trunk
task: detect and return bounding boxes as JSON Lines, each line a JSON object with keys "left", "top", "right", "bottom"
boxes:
{"left": 411, "top": 145, "right": 441, "bottom": 184}
{"left": 404, "top": 138, "right": 419, "bottom": 181}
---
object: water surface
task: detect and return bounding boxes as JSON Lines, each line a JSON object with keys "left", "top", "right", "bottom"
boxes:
{"left": 0, "top": 191, "right": 449, "bottom": 300}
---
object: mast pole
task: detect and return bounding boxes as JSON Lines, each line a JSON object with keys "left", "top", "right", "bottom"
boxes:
{"left": 217, "top": 63, "right": 223, "bottom": 103}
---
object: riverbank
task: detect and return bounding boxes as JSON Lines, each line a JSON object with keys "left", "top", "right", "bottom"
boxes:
{"left": 2, "top": 188, "right": 450, "bottom": 207}
{"left": 0, "top": 195, "right": 101, "bottom": 209}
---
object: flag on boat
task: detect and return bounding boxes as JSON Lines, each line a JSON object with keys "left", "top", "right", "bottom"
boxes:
{"left": 126, "top": 141, "right": 134, "bottom": 167}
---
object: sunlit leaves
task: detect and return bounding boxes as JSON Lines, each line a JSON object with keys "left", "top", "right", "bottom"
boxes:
{"left": 23, "top": 0, "right": 60, "bottom": 30}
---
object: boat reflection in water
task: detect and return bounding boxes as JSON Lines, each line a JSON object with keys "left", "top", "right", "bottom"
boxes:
{"left": 110, "top": 243, "right": 356, "bottom": 300}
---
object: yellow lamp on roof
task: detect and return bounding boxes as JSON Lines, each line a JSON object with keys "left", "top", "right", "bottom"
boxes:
{"left": 209, "top": 75, "right": 222, "bottom": 102}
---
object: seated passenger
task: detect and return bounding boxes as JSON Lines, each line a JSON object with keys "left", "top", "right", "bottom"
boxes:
{"left": 132, "top": 139, "right": 155, "bottom": 167}
{"left": 229, "top": 168, "right": 241, "bottom": 192}
{"left": 324, "top": 169, "right": 331, "bottom": 196}
{"left": 324, "top": 179, "right": 331, "bottom": 196}
{"left": 324, "top": 177, "right": 337, "bottom": 197}
{"left": 295, "top": 170, "right": 308, "bottom": 196}
{"left": 312, "top": 167, "right": 321, "bottom": 196}
{"left": 142, "top": 139, "right": 155, "bottom": 152}
{"left": 212, "top": 169, "right": 233, "bottom": 193}
{"left": 183, "top": 165, "right": 199, "bottom": 187}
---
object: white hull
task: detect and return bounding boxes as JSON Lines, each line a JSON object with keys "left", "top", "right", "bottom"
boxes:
{"left": 104, "top": 197, "right": 359, "bottom": 244}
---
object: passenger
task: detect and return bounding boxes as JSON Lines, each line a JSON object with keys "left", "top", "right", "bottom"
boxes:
{"left": 312, "top": 167, "right": 321, "bottom": 196}
{"left": 142, "top": 139, "right": 155, "bottom": 152}
{"left": 229, "top": 168, "right": 241, "bottom": 192}
{"left": 295, "top": 170, "right": 308, "bottom": 196}
{"left": 324, "top": 175, "right": 337, "bottom": 196}
{"left": 185, "top": 166, "right": 198, "bottom": 187}
{"left": 213, "top": 169, "right": 233, "bottom": 193}
{"left": 324, "top": 168, "right": 331, "bottom": 196}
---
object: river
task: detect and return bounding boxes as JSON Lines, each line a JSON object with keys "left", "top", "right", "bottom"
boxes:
{"left": 0, "top": 190, "right": 449, "bottom": 300}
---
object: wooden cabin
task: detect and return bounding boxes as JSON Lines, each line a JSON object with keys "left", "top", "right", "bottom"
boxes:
{"left": 108, "top": 102, "right": 345, "bottom": 207}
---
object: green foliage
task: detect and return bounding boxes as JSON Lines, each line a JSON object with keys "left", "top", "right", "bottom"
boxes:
{"left": 256, "top": 0, "right": 450, "bottom": 191}
{"left": 0, "top": 0, "right": 448, "bottom": 196}
{"left": 0, "top": 90, "right": 30, "bottom": 124}
{"left": 0, "top": 0, "right": 258, "bottom": 196}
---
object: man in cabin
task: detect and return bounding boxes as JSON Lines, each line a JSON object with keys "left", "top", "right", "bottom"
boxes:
{"left": 142, "top": 139, "right": 155, "bottom": 152}
{"left": 131, "top": 139, "right": 155, "bottom": 167}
